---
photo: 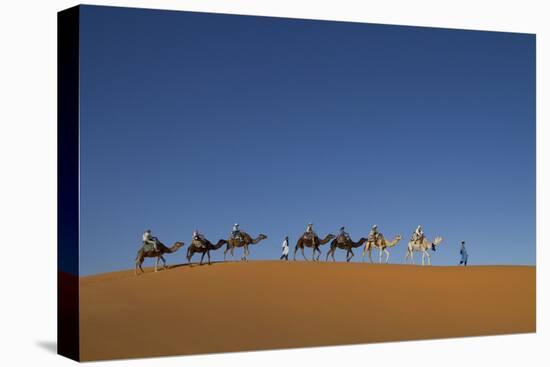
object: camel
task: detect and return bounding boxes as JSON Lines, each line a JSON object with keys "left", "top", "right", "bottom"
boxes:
{"left": 293, "top": 233, "right": 335, "bottom": 261}
{"left": 325, "top": 236, "right": 368, "bottom": 262}
{"left": 135, "top": 241, "right": 184, "bottom": 275}
{"left": 405, "top": 236, "right": 443, "bottom": 265}
{"left": 187, "top": 238, "right": 227, "bottom": 266}
{"left": 362, "top": 234, "right": 403, "bottom": 264}
{"left": 223, "top": 232, "right": 267, "bottom": 261}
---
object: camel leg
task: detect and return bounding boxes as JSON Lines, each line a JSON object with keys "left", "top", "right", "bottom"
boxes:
{"left": 348, "top": 249, "right": 355, "bottom": 262}
{"left": 135, "top": 260, "right": 143, "bottom": 275}
{"left": 242, "top": 246, "right": 249, "bottom": 261}
{"left": 315, "top": 247, "right": 322, "bottom": 261}
{"left": 406, "top": 251, "right": 414, "bottom": 265}
{"left": 160, "top": 255, "right": 167, "bottom": 270}
{"left": 224, "top": 247, "right": 229, "bottom": 261}
{"left": 187, "top": 249, "right": 194, "bottom": 266}
{"left": 379, "top": 248, "right": 383, "bottom": 264}
{"left": 207, "top": 251, "right": 211, "bottom": 265}
{"left": 426, "top": 251, "right": 431, "bottom": 266}
{"left": 301, "top": 247, "right": 308, "bottom": 261}
{"left": 293, "top": 246, "right": 299, "bottom": 261}
{"left": 384, "top": 249, "right": 390, "bottom": 264}
{"left": 155, "top": 257, "right": 160, "bottom": 272}
{"left": 200, "top": 252, "right": 206, "bottom": 265}
{"left": 368, "top": 249, "right": 373, "bottom": 264}
{"left": 421, "top": 251, "right": 426, "bottom": 266}
{"left": 325, "top": 248, "right": 334, "bottom": 262}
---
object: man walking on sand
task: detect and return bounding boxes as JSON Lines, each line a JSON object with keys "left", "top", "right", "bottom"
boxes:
{"left": 280, "top": 236, "right": 289, "bottom": 261}
{"left": 459, "top": 240, "right": 468, "bottom": 266}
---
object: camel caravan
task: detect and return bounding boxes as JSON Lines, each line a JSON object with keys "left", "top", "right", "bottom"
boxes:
{"left": 135, "top": 223, "right": 443, "bottom": 275}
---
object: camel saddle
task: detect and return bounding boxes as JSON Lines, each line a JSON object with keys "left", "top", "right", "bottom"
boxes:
{"left": 231, "top": 233, "right": 243, "bottom": 243}
{"left": 192, "top": 239, "right": 205, "bottom": 248}
{"left": 337, "top": 234, "right": 350, "bottom": 244}
{"left": 303, "top": 232, "right": 317, "bottom": 241}
{"left": 141, "top": 240, "right": 159, "bottom": 252}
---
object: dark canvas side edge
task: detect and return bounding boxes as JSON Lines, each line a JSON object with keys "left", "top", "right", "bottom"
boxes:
{"left": 57, "top": 5, "right": 80, "bottom": 362}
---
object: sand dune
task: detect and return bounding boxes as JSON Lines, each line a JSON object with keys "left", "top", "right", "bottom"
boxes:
{"left": 79, "top": 261, "right": 535, "bottom": 361}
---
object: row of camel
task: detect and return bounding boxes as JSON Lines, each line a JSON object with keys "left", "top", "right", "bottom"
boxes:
{"left": 135, "top": 232, "right": 267, "bottom": 274}
{"left": 296, "top": 232, "right": 443, "bottom": 264}
{"left": 135, "top": 230, "right": 443, "bottom": 275}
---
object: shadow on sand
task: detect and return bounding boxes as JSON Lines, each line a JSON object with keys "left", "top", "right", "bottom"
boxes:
{"left": 169, "top": 260, "right": 229, "bottom": 269}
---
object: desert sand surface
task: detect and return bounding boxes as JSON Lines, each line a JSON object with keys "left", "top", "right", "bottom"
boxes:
{"left": 79, "top": 261, "right": 535, "bottom": 361}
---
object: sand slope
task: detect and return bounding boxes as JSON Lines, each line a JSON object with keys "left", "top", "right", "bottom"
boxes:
{"left": 79, "top": 261, "right": 535, "bottom": 361}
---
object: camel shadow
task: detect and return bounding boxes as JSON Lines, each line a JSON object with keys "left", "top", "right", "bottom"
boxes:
{"left": 169, "top": 260, "right": 227, "bottom": 269}
{"left": 36, "top": 340, "right": 57, "bottom": 354}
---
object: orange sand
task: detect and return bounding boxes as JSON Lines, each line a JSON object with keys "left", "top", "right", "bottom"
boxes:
{"left": 79, "top": 261, "right": 535, "bottom": 361}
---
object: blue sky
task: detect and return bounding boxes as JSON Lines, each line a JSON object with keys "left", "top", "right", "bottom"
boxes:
{"left": 77, "top": 6, "right": 535, "bottom": 275}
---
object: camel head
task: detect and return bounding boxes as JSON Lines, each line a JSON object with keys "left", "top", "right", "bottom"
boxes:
{"left": 395, "top": 235, "right": 403, "bottom": 241}
{"left": 326, "top": 234, "right": 336, "bottom": 240}
{"left": 431, "top": 236, "right": 443, "bottom": 251}
{"left": 174, "top": 241, "right": 185, "bottom": 250}
{"left": 258, "top": 234, "right": 268, "bottom": 240}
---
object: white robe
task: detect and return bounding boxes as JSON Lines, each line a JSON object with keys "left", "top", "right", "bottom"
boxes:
{"left": 282, "top": 239, "right": 289, "bottom": 256}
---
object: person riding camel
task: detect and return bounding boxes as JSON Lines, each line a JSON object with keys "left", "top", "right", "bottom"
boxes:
{"left": 305, "top": 223, "right": 317, "bottom": 240}
{"left": 142, "top": 229, "right": 159, "bottom": 252}
{"left": 192, "top": 229, "right": 206, "bottom": 248}
{"left": 412, "top": 225, "right": 424, "bottom": 244}
{"left": 338, "top": 226, "right": 350, "bottom": 243}
{"left": 231, "top": 223, "right": 243, "bottom": 242}
{"left": 368, "top": 225, "right": 381, "bottom": 246}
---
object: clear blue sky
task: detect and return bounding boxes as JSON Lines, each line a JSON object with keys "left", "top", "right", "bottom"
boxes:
{"left": 77, "top": 5, "right": 535, "bottom": 275}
